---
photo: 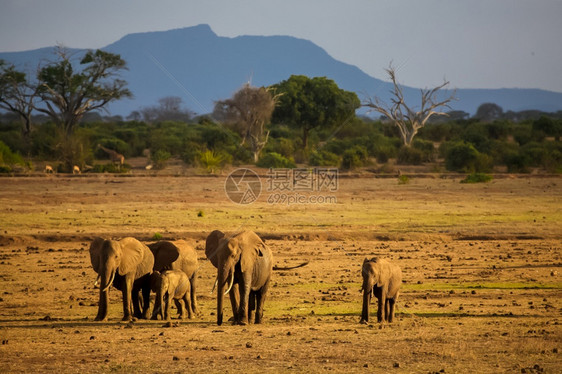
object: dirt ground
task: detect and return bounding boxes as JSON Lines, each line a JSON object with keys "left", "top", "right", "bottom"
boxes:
{"left": 0, "top": 170, "right": 560, "bottom": 373}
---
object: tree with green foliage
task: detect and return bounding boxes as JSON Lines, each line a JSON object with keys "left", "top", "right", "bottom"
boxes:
{"left": 35, "top": 47, "right": 131, "bottom": 136}
{"left": 363, "top": 65, "right": 455, "bottom": 147}
{"left": 271, "top": 75, "right": 360, "bottom": 150}
{"left": 0, "top": 60, "right": 37, "bottom": 141}
{"left": 214, "top": 83, "right": 277, "bottom": 162}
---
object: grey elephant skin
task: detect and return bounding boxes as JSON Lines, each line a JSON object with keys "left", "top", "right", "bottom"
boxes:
{"left": 150, "top": 270, "right": 193, "bottom": 321}
{"left": 360, "top": 257, "right": 402, "bottom": 323}
{"left": 148, "top": 240, "right": 199, "bottom": 319}
{"left": 89, "top": 237, "right": 154, "bottom": 321}
{"left": 205, "top": 230, "right": 272, "bottom": 326}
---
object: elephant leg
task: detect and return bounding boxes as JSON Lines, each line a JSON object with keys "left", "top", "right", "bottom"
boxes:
{"left": 121, "top": 276, "right": 134, "bottom": 321}
{"left": 132, "top": 289, "right": 142, "bottom": 319}
{"left": 248, "top": 291, "right": 256, "bottom": 324}
{"left": 174, "top": 298, "right": 184, "bottom": 319}
{"left": 183, "top": 293, "right": 193, "bottom": 319}
{"left": 164, "top": 293, "right": 171, "bottom": 321}
{"left": 377, "top": 296, "right": 385, "bottom": 323}
{"left": 384, "top": 299, "right": 390, "bottom": 322}
{"left": 255, "top": 281, "right": 269, "bottom": 324}
{"left": 388, "top": 298, "right": 396, "bottom": 323}
{"left": 237, "top": 276, "right": 252, "bottom": 325}
{"left": 190, "top": 274, "right": 198, "bottom": 315}
{"left": 141, "top": 282, "right": 151, "bottom": 319}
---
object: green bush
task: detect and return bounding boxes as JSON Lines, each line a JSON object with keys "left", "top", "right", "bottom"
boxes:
{"left": 460, "top": 173, "right": 493, "bottom": 183}
{"left": 412, "top": 139, "right": 436, "bottom": 162}
{"left": 341, "top": 145, "right": 369, "bottom": 169}
{"left": 198, "top": 150, "right": 229, "bottom": 174}
{"left": 503, "top": 151, "right": 530, "bottom": 173}
{"left": 257, "top": 152, "right": 296, "bottom": 169}
{"left": 309, "top": 149, "right": 340, "bottom": 166}
{"left": 0, "top": 140, "right": 25, "bottom": 168}
{"left": 151, "top": 149, "right": 171, "bottom": 170}
{"left": 398, "top": 175, "right": 410, "bottom": 184}
{"left": 445, "top": 141, "right": 492, "bottom": 173}
{"left": 397, "top": 146, "right": 423, "bottom": 165}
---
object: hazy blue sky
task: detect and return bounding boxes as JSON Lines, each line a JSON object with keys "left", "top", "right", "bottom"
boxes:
{"left": 1, "top": 0, "right": 561, "bottom": 92}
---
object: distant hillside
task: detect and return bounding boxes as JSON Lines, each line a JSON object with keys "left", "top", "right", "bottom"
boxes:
{"left": 2, "top": 24, "right": 562, "bottom": 116}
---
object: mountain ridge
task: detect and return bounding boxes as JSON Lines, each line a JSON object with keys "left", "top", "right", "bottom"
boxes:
{"left": 1, "top": 24, "right": 561, "bottom": 116}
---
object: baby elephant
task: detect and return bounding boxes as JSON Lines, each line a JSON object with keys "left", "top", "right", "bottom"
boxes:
{"left": 150, "top": 270, "right": 193, "bottom": 321}
{"left": 360, "top": 257, "right": 402, "bottom": 323}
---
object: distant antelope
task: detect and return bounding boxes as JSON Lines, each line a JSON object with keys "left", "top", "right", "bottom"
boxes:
{"left": 73, "top": 165, "right": 81, "bottom": 174}
{"left": 97, "top": 144, "right": 125, "bottom": 168}
{"left": 44, "top": 165, "right": 54, "bottom": 174}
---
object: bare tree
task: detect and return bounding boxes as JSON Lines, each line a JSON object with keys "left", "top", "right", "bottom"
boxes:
{"left": 213, "top": 83, "right": 278, "bottom": 162}
{"left": 364, "top": 65, "right": 456, "bottom": 146}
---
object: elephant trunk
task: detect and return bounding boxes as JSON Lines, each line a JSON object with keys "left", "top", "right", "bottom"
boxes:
{"left": 216, "top": 264, "right": 233, "bottom": 326}
{"left": 360, "top": 279, "right": 373, "bottom": 323}
{"left": 101, "top": 270, "right": 116, "bottom": 293}
{"left": 159, "top": 282, "right": 167, "bottom": 321}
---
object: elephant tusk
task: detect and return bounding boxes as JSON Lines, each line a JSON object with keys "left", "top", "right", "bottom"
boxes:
{"left": 224, "top": 271, "right": 234, "bottom": 295}
{"left": 94, "top": 275, "right": 101, "bottom": 289}
{"left": 211, "top": 277, "right": 218, "bottom": 294}
{"left": 102, "top": 271, "right": 116, "bottom": 293}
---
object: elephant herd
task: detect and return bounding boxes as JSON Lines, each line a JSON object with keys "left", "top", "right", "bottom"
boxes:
{"left": 89, "top": 230, "right": 402, "bottom": 325}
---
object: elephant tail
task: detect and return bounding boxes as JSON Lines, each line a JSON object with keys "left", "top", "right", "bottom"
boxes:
{"left": 273, "top": 261, "right": 309, "bottom": 271}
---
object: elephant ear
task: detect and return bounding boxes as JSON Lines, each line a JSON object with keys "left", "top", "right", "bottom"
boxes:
{"left": 117, "top": 237, "right": 147, "bottom": 276}
{"left": 205, "top": 230, "right": 225, "bottom": 268}
{"left": 376, "top": 260, "right": 391, "bottom": 288}
{"left": 89, "top": 237, "right": 105, "bottom": 274}
{"left": 151, "top": 241, "right": 180, "bottom": 272}
{"left": 238, "top": 231, "right": 265, "bottom": 271}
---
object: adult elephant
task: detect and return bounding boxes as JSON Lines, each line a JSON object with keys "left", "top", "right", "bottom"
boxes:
{"left": 205, "top": 230, "right": 272, "bottom": 326}
{"left": 360, "top": 257, "right": 402, "bottom": 323}
{"left": 148, "top": 240, "right": 199, "bottom": 319}
{"left": 89, "top": 237, "right": 154, "bottom": 321}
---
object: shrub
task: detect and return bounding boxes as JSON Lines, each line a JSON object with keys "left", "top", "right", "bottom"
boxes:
{"left": 0, "top": 140, "right": 25, "bottom": 168}
{"left": 341, "top": 145, "right": 369, "bottom": 170}
{"left": 412, "top": 139, "right": 436, "bottom": 162}
{"left": 151, "top": 149, "right": 171, "bottom": 170}
{"left": 460, "top": 173, "right": 493, "bottom": 183}
{"left": 397, "top": 146, "right": 423, "bottom": 165}
{"left": 257, "top": 152, "right": 296, "bottom": 169}
{"left": 309, "top": 150, "right": 340, "bottom": 166}
{"left": 152, "top": 232, "right": 163, "bottom": 240}
{"left": 445, "top": 141, "right": 492, "bottom": 173}
{"left": 398, "top": 175, "right": 410, "bottom": 184}
{"left": 503, "top": 151, "right": 530, "bottom": 173}
{"left": 199, "top": 150, "right": 228, "bottom": 174}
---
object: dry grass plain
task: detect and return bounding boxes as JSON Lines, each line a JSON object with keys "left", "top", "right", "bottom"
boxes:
{"left": 0, "top": 170, "right": 560, "bottom": 373}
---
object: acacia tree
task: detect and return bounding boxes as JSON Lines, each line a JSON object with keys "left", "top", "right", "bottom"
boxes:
{"left": 0, "top": 60, "right": 38, "bottom": 140}
{"left": 363, "top": 65, "right": 456, "bottom": 146}
{"left": 35, "top": 47, "right": 131, "bottom": 136}
{"left": 213, "top": 83, "right": 278, "bottom": 162}
{"left": 272, "top": 75, "right": 360, "bottom": 150}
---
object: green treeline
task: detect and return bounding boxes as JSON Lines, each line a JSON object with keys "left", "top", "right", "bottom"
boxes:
{"left": 0, "top": 109, "right": 560, "bottom": 174}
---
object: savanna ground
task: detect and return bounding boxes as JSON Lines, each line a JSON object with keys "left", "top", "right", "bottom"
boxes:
{"left": 0, "top": 165, "right": 560, "bottom": 373}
